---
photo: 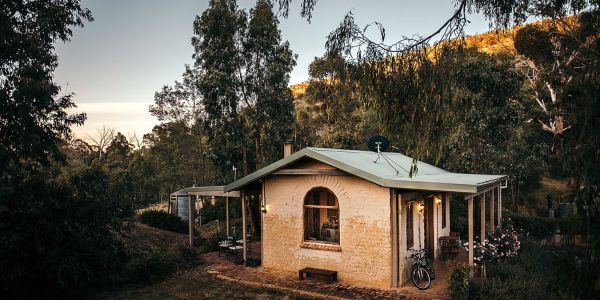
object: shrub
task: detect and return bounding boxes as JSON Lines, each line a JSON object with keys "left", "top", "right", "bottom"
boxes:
{"left": 139, "top": 210, "right": 189, "bottom": 234}
{"left": 508, "top": 211, "right": 581, "bottom": 239}
{"left": 124, "top": 243, "right": 198, "bottom": 284}
{"left": 469, "top": 238, "right": 566, "bottom": 299}
{"left": 0, "top": 165, "right": 127, "bottom": 299}
{"left": 448, "top": 263, "right": 472, "bottom": 300}
{"left": 463, "top": 224, "right": 521, "bottom": 267}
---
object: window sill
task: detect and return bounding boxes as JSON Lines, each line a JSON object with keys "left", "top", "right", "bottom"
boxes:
{"left": 300, "top": 241, "right": 342, "bottom": 252}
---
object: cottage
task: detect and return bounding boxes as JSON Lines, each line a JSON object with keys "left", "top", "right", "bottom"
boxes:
{"left": 173, "top": 144, "right": 506, "bottom": 289}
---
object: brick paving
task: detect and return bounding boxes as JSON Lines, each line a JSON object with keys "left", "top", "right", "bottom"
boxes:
{"left": 200, "top": 241, "right": 452, "bottom": 299}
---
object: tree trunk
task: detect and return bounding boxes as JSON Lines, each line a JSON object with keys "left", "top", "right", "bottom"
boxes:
{"left": 242, "top": 147, "right": 248, "bottom": 177}
{"left": 255, "top": 133, "right": 261, "bottom": 170}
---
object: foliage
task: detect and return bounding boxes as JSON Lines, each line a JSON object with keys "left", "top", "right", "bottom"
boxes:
{"left": 293, "top": 52, "right": 378, "bottom": 149}
{"left": 464, "top": 224, "right": 522, "bottom": 266}
{"left": 0, "top": 163, "right": 127, "bottom": 298}
{"left": 438, "top": 48, "right": 546, "bottom": 197}
{"left": 138, "top": 122, "right": 213, "bottom": 202}
{"left": 469, "top": 239, "right": 557, "bottom": 299}
{"left": 241, "top": 0, "right": 296, "bottom": 169}
{"left": 448, "top": 262, "right": 472, "bottom": 300}
{"left": 138, "top": 210, "right": 189, "bottom": 234}
{"left": 0, "top": 0, "right": 91, "bottom": 168}
{"left": 123, "top": 243, "right": 197, "bottom": 284}
{"left": 192, "top": 0, "right": 246, "bottom": 183}
{"left": 508, "top": 211, "right": 582, "bottom": 239}
{"left": 149, "top": 66, "right": 204, "bottom": 124}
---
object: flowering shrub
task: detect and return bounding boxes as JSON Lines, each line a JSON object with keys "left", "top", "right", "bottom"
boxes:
{"left": 463, "top": 224, "right": 522, "bottom": 266}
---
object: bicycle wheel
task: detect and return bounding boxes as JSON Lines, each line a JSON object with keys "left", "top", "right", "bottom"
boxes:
{"left": 426, "top": 259, "right": 436, "bottom": 280}
{"left": 411, "top": 266, "right": 431, "bottom": 290}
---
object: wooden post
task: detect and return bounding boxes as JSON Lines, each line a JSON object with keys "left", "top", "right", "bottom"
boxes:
{"left": 242, "top": 192, "right": 247, "bottom": 264}
{"left": 390, "top": 189, "right": 398, "bottom": 288}
{"left": 188, "top": 195, "right": 193, "bottom": 249}
{"left": 261, "top": 181, "right": 265, "bottom": 266}
{"left": 468, "top": 197, "right": 474, "bottom": 266}
{"left": 480, "top": 194, "right": 486, "bottom": 242}
{"left": 490, "top": 189, "right": 495, "bottom": 233}
{"left": 225, "top": 196, "right": 230, "bottom": 237}
{"left": 498, "top": 185, "right": 502, "bottom": 227}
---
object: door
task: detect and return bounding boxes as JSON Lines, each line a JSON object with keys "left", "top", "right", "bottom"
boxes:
{"left": 423, "top": 196, "right": 435, "bottom": 259}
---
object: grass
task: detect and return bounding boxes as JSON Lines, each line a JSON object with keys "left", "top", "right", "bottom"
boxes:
{"left": 101, "top": 222, "right": 320, "bottom": 299}
{"left": 105, "top": 267, "right": 320, "bottom": 300}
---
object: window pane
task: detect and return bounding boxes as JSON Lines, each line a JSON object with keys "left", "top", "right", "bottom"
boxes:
{"left": 304, "top": 188, "right": 339, "bottom": 244}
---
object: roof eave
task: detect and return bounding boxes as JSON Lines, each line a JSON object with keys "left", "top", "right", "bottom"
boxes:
{"left": 383, "top": 179, "right": 478, "bottom": 193}
{"left": 224, "top": 148, "right": 310, "bottom": 192}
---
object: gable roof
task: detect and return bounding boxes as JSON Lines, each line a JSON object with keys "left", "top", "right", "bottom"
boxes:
{"left": 224, "top": 147, "right": 506, "bottom": 194}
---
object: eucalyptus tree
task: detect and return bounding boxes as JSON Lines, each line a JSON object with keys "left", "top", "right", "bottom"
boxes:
{"left": 192, "top": 0, "right": 246, "bottom": 183}
{"left": 295, "top": 52, "right": 376, "bottom": 149}
{"left": 240, "top": 0, "right": 296, "bottom": 169}
{"left": 513, "top": 13, "right": 600, "bottom": 155}
{"left": 149, "top": 65, "right": 205, "bottom": 124}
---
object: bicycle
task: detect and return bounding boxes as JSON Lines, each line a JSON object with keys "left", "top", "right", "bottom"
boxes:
{"left": 407, "top": 249, "right": 436, "bottom": 290}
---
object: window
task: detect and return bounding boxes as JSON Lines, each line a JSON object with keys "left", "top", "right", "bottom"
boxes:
{"left": 303, "top": 188, "right": 339, "bottom": 244}
{"left": 406, "top": 202, "right": 414, "bottom": 249}
{"left": 441, "top": 194, "right": 447, "bottom": 229}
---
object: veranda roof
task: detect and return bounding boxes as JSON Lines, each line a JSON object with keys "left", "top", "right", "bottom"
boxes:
{"left": 171, "top": 186, "right": 240, "bottom": 197}
{"left": 224, "top": 147, "right": 506, "bottom": 194}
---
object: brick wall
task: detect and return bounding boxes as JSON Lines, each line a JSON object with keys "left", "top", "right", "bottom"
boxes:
{"left": 262, "top": 171, "right": 393, "bottom": 288}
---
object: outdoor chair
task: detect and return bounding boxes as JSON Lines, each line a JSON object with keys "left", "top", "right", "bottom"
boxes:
{"left": 218, "top": 236, "right": 234, "bottom": 257}
{"left": 439, "top": 236, "right": 459, "bottom": 260}
{"left": 236, "top": 234, "right": 252, "bottom": 255}
{"left": 227, "top": 244, "right": 243, "bottom": 261}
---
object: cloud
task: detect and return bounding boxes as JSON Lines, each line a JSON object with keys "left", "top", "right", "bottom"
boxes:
{"left": 68, "top": 102, "right": 158, "bottom": 138}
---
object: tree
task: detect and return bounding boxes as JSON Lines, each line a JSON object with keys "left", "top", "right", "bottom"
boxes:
{"left": 440, "top": 48, "right": 546, "bottom": 209}
{"left": 149, "top": 65, "right": 204, "bottom": 124}
{"left": 294, "top": 52, "right": 377, "bottom": 149}
{"left": 86, "top": 126, "right": 115, "bottom": 160}
{"left": 240, "top": 0, "right": 296, "bottom": 169}
{"left": 514, "top": 15, "right": 600, "bottom": 154}
{"left": 275, "top": 1, "right": 600, "bottom": 297}
{"left": 106, "top": 132, "right": 132, "bottom": 168}
{"left": 0, "top": 0, "right": 91, "bottom": 168}
{"left": 193, "top": 0, "right": 246, "bottom": 182}
{"left": 0, "top": 2, "right": 135, "bottom": 297}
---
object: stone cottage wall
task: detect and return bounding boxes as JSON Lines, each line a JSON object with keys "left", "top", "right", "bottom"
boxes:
{"left": 262, "top": 173, "right": 393, "bottom": 288}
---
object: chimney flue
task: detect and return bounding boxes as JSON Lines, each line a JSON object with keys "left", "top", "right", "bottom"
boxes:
{"left": 283, "top": 140, "right": 294, "bottom": 158}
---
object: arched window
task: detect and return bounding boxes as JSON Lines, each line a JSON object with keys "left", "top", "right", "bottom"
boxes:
{"left": 303, "top": 187, "right": 339, "bottom": 244}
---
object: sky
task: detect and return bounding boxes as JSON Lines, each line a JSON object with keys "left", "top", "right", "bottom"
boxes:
{"left": 55, "top": 0, "right": 492, "bottom": 139}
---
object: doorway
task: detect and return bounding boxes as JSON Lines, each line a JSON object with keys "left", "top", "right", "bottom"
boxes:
{"left": 423, "top": 196, "right": 435, "bottom": 259}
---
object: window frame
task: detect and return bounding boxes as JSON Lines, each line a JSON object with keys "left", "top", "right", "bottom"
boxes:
{"left": 441, "top": 194, "right": 447, "bottom": 229}
{"left": 303, "top": 187, "right": 340, "bottom": 245}
{"left": 406, "top": 202, "right": 414, "bottom": 249}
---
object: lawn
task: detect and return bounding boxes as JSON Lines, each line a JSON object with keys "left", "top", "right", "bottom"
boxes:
{"left": 106, "top": 267, "right": 319, "bottom": 300}
{"left": 99, "top": 222, "right": 320, "bottom": 300}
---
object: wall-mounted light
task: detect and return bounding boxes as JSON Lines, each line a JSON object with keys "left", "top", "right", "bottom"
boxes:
{"left": 261, "top": 203, "right": 267, "bottom": 214}
{"left": 435, "top": 195, "right": 442, "bottom": 206}
{"left": 418, "top": 202, "right": 424, "bottom": 214}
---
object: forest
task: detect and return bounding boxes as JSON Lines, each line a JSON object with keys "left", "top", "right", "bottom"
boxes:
{"left": 1, "top": 0, "right": 599, "bottom": 299}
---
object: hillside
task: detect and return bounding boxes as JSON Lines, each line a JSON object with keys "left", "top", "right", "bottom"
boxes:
{"left": 289, "top": 24, "right": 529, "bottom": 96}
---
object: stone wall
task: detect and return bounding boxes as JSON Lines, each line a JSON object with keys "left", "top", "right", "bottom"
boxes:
{"left": 262, "top": 170, "right": 393, "bottom": 288}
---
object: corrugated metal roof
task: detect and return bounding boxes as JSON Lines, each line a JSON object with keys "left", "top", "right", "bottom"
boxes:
{"left": 171, "top": 186, "right": 240, "bottom": 197}
{"left": 224, "top": 147, "right": 506, "bottom": 194}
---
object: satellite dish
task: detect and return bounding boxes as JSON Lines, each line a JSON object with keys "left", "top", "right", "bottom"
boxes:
{"left": 367, "top": 135, "right": 390, "bottom": 153}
